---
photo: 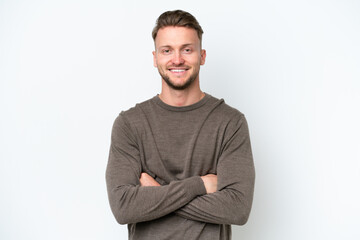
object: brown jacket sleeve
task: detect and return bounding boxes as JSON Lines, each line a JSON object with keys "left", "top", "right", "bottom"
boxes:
{"left": 174, "top": 115, "right": 255, "bottom": 225}
{"left": 106, "top": 114, "right": 207, "bottom": 224}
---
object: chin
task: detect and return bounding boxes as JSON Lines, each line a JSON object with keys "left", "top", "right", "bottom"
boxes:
{"left": 167, "top": 79, "right": 195, "bottom": 90}
{"left": 160, "top": 70, "right": 198, "bottom": 91}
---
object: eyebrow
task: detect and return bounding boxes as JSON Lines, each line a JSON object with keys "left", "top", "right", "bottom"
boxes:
{"left": 158, "top": 43, "right": 195, "bottom": 49}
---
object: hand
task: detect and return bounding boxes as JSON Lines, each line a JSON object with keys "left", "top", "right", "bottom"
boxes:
{"left": 140, "top": 172, "right": 161, "bottom": 187}
{"left": 200, "top": 174, "right": 217, "bottom": 194}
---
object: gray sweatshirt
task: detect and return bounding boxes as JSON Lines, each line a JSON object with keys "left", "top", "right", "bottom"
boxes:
{"left": 106, "top": 94, "right": 255, "bottom": 240}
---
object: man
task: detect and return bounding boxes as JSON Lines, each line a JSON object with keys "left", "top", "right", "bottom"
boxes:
{"left": 106, "top": 10, "right": 255, "bottom": 240}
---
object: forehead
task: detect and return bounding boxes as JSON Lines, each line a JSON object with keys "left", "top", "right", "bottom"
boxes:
{"left": 155, "top": 26, "right": 200, "bottom": 48}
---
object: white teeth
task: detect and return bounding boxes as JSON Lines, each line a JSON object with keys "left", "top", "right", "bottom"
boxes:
{"left": 170, "top": 69, "right": 185, "bottom": 72}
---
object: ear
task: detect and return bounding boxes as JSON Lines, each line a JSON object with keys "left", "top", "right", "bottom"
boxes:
{"left": 200, "top": 49, "right": 206, "bottom": 65}
{"left": 152, "top": 51, "right": 157, "bottom": 68}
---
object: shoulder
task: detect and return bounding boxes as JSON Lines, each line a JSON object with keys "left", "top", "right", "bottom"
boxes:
{"left": 207, "top": 94, "right": 245, "bottom": 122}
{"left": 111, "top": 97, "right": 157, "bottom": 142}
{"left": 117, "top": 96, "right": 156, "bottom": 121}
{"left": 110, "top": 97, "right": 153, "bottom": 133}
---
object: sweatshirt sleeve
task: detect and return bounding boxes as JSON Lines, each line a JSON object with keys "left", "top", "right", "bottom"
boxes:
{"left": 106, "top": 114, "right": 207, "bottom": 224}
{"left": 174, "top": 114, "right": 255, "bottom": 225}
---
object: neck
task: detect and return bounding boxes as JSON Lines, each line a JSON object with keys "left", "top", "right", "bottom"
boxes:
{"left": 159, "top": 79, "right": 205, "bottom": 107}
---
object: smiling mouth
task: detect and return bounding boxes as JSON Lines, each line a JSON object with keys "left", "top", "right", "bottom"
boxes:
{"left": 168, "top": 67, "right": 189, "bottom": 73}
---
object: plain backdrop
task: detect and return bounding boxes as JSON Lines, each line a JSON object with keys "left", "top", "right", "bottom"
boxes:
{"left": 1, "top": 0, "right": 359, "bottom": 239}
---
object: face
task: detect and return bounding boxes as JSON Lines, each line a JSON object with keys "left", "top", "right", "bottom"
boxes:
{"left": 153, "top": 26, "right": 206, "bottom": 90}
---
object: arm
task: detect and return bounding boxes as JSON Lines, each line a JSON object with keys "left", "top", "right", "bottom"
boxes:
{"left": 141, "top": 172, "right": 217, "bottom": 193}
{"left": 174, "top": 114, "right": 255, "bottom": 225}
{"left": 106, "top": 114, "right": 206, "bottom": 224}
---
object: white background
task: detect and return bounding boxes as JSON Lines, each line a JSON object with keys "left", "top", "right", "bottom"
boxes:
{"left": 1, "top": 0, "right": 359, "bottom": 239}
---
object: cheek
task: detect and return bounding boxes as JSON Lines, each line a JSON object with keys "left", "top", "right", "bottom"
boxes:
{"left": 156, "top": 57, "right": 171, "bottom": 67}
{"left": 188, "top": 54, "right": 202, "bottom": 64}
{"left": 154, "top": 55, "right": 169, "bottom": 68}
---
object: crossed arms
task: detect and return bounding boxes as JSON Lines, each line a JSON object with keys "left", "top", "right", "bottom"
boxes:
{"left": 106, "top": 113, "right": 255, "bottom": 225}
{"left": 140, "top": 172, "right": 218, "bottom": 194}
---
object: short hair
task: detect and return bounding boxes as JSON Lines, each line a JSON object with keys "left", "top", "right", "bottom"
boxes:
{"left": 152, "top": 10, "right": 204, "bottom": 42}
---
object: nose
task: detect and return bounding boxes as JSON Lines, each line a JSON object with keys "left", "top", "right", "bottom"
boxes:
{"left": 171, "top": 51, "right": 185, "bottom": 65}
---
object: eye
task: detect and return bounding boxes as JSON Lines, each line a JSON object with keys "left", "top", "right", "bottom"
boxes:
{"left": 183, "top": 48, "right": 192, "bottom": 53}
{"left": 161, "top": 49, "right": 171, "bottom": 55}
